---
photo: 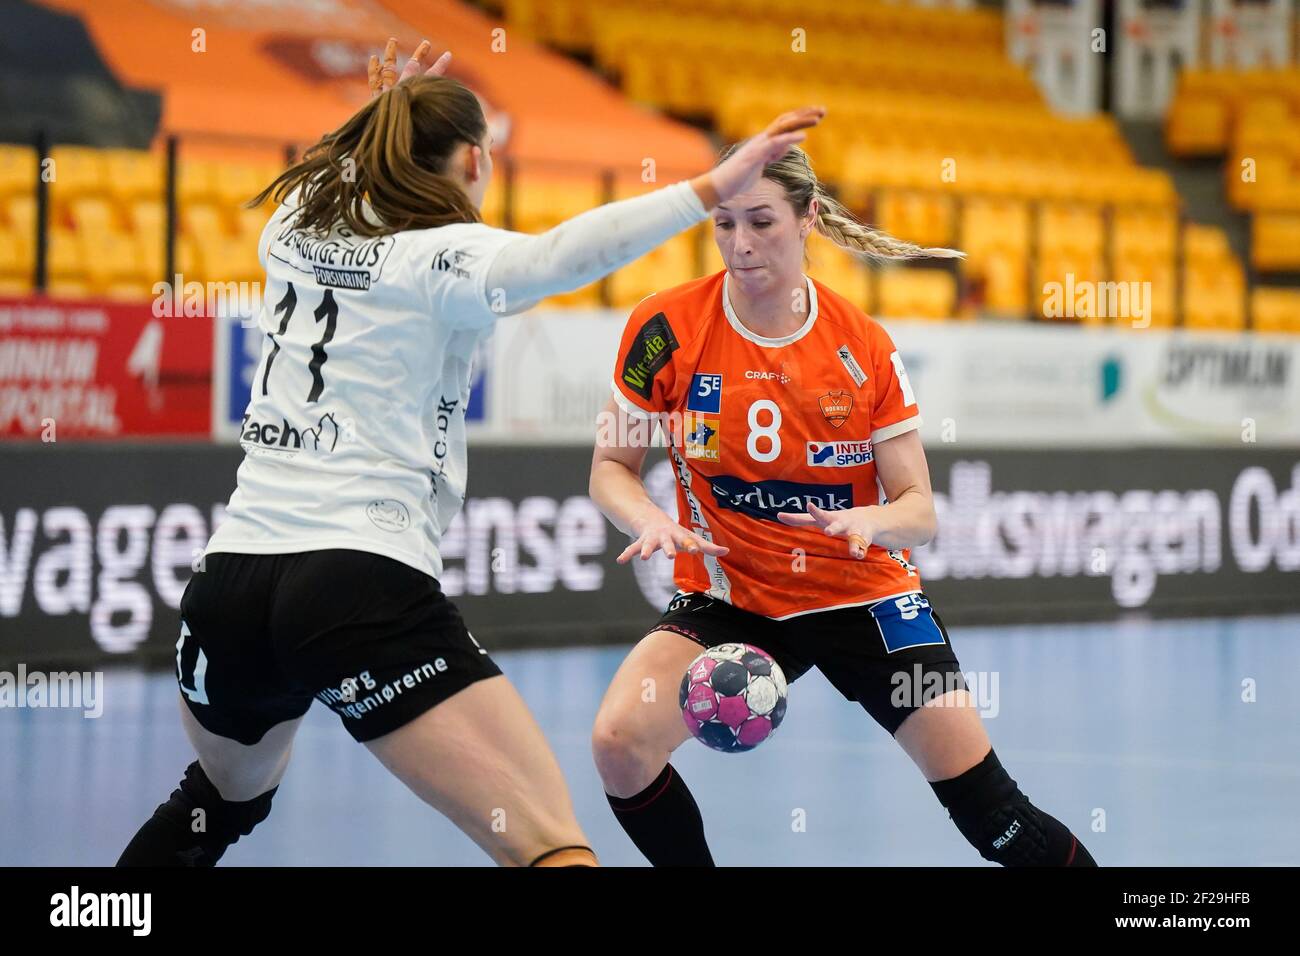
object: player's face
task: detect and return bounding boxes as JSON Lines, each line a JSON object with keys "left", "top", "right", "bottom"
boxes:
{"left": 711, "top": 178, "right": 809, "bottom": 295}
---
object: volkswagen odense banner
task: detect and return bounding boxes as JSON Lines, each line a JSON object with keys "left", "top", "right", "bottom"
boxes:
{"left": 1, "top": 443, "right": 1297, "bottom": 666}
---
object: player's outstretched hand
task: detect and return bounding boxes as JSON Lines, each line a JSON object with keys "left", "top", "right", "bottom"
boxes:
{"left": 777, "top": 503, "right": 873, "bottom": 560}
{"left": 706, "top": 106, "right": 826, "bottom": 204}
{"left": 618, "top": 514, "right": 730, "bottom": 564}
{"left": 368, "top": 38, "right": 453, "bottom": 98}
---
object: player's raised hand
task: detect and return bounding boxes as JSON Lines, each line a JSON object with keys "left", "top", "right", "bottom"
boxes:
{"left": 777, "top": 502, "right": 873, "bottom": 560}
{"left": 368, "top": 38, "right": 453, "bottom": 98}
{"left": 618, "top": 513, "right": 729, "bottom": 564}
{"left": 703, "top": 106, "right": 826, "bottom": 205}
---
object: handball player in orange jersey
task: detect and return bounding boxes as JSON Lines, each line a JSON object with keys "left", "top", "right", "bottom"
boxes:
{"left": 588, "top": 145, "right": 1098, "bottom": 867}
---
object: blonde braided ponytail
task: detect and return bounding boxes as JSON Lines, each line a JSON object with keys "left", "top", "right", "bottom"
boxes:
{"left": 715, "top": 142, "right": 963, "bottom": 261}
{"left": 812, "top": 182, "right": 963, "bottom": 260}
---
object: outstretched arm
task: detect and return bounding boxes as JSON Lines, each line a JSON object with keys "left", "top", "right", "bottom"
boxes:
{"left": 483, "top": 107, "right": 826, "bottom": 315}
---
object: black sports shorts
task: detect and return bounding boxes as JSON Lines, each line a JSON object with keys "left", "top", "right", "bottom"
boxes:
{"left": 649, "top": 590, "right": 966, "bottom": 736}
{"left": 176, "top": 550, "right": 503, "bottom": 745}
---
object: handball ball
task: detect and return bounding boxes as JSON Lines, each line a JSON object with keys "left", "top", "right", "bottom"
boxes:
{"left": 680, "top": 643, "right": 787, "bottom": 753}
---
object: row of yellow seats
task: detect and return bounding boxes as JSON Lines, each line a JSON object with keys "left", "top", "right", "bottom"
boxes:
{"left": 614, "top": 50, "right": 1038, "bottom": 116}
{"left": 585, "top": 2, "right": 1003, "bottom": 57}
{"left": 719, "top": 90, "right": 1121, "bottom": 157}
{"left": 836, "top": 149, "right": 1175, "bottom": 206}
{"left": 508, "top": 0, "right": 1003, "bottom": 55}
{"left": 614, "top": 41, "right": 1037, "bottom": 96}
{"left": 594, "top": 18, "right": 1010, "bottom": 75}
{"left": 0, "top": 144, "right": 285, "bottom": 216}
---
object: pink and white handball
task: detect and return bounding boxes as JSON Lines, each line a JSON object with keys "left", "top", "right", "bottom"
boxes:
{"left": 680, "top": 643, "right": 788, "bottom": 752}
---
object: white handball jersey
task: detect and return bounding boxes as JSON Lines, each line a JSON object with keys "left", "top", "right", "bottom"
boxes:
{"left": 205, "top": 197, "right": 527, "bottom": 579}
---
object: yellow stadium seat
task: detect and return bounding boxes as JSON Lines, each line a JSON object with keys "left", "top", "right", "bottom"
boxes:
{"left": 876, "top": 267, "right": 956, "bottom": 320}
{"left": 1251, "top": 212, "right": 1300, "bottom": 271}
{"left": 0, "top": 227, "right": 32, "bottom": 282}
{"left": 1039, "top": 204, "right": 1104, "bottom": 259}
{"left": 181, "top": 202, "right": 230, "bottom": 239}
{"left": 539, "top": 282, "right": 602, "bottom": 310}
{"left": 609, "top": 235, "right": 696, "bottom": 308}
{"left": 1166, "top": 95, "right": 1229, "bottom": 155}
{"left": 806, "top": 237, "right": 870, "bottom": 310}
{"left": 514, "top": 175, "right": 603, "bottom": 232}
{"left": 47, "top": 227, "right": 87, "bottom": 291}
{"left": 0, "top": 145, "right": 37, "bottom": 198}
{"left": 102, "top": 149, "right": 165, "bottom": 201}
{"left": 178, "top": 159, "right": 220, "bottom": 206}
{"left": 1251, "top": 288, "right": 1300, "bottom": 333}
{"left": 48, "top": 147, "right": 107, "bottom": 201}
{"left": 1113, "top": 208, "right": 1177, "bottom": 262}
{"left": 875, "top": 192, "right": 955, "bottom": 249}
{"left": 1183, "top": 263, "right": 1246, "bottom": 331}
{"left": 1183, "top": 224, "right": 1233, "bottom": 265}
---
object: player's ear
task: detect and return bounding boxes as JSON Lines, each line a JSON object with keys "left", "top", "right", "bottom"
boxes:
{"left": 465, "top": 144, "right": 484, "bottom": 184}
{"left": 801, "top": 197, "right": 819, "bottom": 238}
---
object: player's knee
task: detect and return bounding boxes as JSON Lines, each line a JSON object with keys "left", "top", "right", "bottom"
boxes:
{"left": 165, "top": 761, "right": 277, "bottom": 866}
{"left": 591, "top": 709, "right": 658, "bottom": 790}
{"left": 930, "top": 749, "right": 1083, "bottom": 866}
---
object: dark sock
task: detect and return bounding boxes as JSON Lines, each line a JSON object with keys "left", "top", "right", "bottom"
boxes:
{"left": 606, "top": 763, "right": 714, "bottom": 867}
{"left": 930, "top": 749, "right": 1098, "bottom": 867}
{"left": 117, "top": 761, "right": 276, "bottom": 867}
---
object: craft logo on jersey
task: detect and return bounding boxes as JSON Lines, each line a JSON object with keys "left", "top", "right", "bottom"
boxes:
{"left": 688, "top": 372, "right": 722, "bottom": 413}
{"left": 684, "top": 412, "right": 721, "bottom": 461}
{"left": 431, "top": 247, "right": 472, "bottom": 279}
{"left": 240, "top": 410, "right": 340, "bottom": 456}
{"left": 621, "top": 312, "right": 678, "bottom": 399}
{"left": 807, "top": 439, "right": 874, "bottom": 467}
{"left": 818, "top": 390, "right": 854, "bottom": 428}
{"left": 837, "top": 344, "right": 868, "bottom": 388}
{"left": 707, "top": 475, "right": 853, "bottom": 523}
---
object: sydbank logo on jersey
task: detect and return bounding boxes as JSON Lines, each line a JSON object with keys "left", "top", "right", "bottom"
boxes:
{"left": 807, "top": 439, "right": 874, "bottom": 467}
{"left": 707, "top": 475, "right": 853, "bottom": 522}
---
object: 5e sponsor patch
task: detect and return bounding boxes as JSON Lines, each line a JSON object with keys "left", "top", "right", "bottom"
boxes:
{"left": 621, "top": 312, "right": 678, "bottom": 400}
{"left": 688, "top": 372, "right": 722, "bottom": 413}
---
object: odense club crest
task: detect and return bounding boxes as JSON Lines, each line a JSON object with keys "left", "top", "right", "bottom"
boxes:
{"left": 818, "top": 390, "right": 853, "bottom": 428}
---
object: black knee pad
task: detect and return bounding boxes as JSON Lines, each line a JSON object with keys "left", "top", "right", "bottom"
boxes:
{"left": 930, "top": 749, "right": 1078, "bottom": 866}
{"left": 165, "top": 761, "right": 277, "bottom": 865}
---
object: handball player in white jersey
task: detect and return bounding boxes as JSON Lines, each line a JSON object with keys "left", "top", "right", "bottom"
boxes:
{"left": 117, "top": 40, "right": 824, "bottom": 867}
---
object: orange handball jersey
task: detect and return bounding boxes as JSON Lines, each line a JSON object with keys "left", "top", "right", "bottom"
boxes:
{"left": 611, "top": 270, "right": 925, "bottom": 620}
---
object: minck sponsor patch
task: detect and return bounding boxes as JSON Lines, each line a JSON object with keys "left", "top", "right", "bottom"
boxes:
{"left": 685, "top": 413, "right": 720, "bottom": 461}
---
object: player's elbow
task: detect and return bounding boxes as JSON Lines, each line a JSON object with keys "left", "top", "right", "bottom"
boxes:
{"left": 914, "top": 495, "right": 939, "bottom": 547}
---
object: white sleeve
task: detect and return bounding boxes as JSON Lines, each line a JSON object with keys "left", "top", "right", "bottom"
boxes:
{"left": 414, "top": 222, "right": 532, "bottom": 330}
{"left": 414, "top": 180, "right": 706, "bottom": 328}
{"left": 485, "top": 180, "right": 706, "bottom": 316}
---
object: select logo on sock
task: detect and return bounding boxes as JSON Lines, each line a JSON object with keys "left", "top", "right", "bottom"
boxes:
{"left": 807, "top": 439, "right": 873, "bottom": 467}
